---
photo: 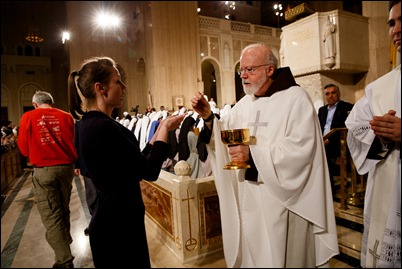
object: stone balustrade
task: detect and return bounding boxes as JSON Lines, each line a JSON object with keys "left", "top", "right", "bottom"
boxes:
{"left": 1, "top": 147, "right": 24, "bottom": 194}
{"left": 141, "top": 160, "right": 223, "bottom": 264}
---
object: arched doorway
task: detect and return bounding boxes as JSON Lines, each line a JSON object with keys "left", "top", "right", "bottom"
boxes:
{"left": 234, "top": 62, "right": 244, "bottom": 102}
{"left": 20, "top": 83, "right": 43, "bottom": 113}
{"left": 201, "top": 60, "right": 218, "bottom": 105}
{"left": 1, "top": 86, "right": 10, "bottom": 121}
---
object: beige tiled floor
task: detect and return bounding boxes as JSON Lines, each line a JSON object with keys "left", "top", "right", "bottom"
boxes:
{"left": 1, "top": 169, "right": 357, "bottom": 268}
{"left": 146, "top": 219, "right": 353, "bottom": 268}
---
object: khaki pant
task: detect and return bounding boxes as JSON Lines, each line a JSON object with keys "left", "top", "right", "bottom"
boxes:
{"left": 32, "top": 165, "right": 75, "bottom": 265}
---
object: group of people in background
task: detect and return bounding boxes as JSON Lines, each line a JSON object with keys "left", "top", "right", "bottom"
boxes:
{"left": 1, "top": 120, "right": 18, "bottom": 154}
{"left": 11, "top": 1, "right": 400, "bottom": 268}
{"left": 114, "top": 102, "right": 216, "bottom": 179}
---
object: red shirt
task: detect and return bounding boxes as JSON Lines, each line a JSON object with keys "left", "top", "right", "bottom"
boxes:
{"left": 17, "top": 107, "right": 77, "bottom": 167}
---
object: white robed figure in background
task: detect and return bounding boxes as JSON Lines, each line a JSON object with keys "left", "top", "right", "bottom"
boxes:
{"left": 192, "top": 43, "right": 339, "bottom": 267}
{"left": 345, "top": 2, "right": 401, "bottom": 267}
{"left": 346, "top": 65, "right": 401, "bottom": 268}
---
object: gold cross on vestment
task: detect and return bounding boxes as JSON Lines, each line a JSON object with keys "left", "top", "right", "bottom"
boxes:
{"left": 369, "top": 239, "right": 381, "bottom": 267}
{"left": 248, "top": 110, "right": 268, "bottom": 137}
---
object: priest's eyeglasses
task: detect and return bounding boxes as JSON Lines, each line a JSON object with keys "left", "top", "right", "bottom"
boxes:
{"left": 237, "top": 64, "right": 270, "bottom": 75}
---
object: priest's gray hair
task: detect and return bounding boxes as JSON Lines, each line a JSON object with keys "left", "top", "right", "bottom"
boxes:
{"left": 241, "top": 43, "right": 278, "bottom": 67}
{"left": 32, "top": 90, "right": 54, "bottom": 105}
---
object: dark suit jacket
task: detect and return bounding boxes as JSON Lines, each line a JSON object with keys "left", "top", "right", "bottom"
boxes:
{"left": 318, "top": 100, "right": 354, "bottom": 158}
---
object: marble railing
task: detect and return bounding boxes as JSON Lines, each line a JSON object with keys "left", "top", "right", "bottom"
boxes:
{"left": 1, "top": 147, "right": 24, "bottom": 194}
{"left": 323, "top": 128, "right": 366, "bottom": 209}
{"left": 141, "top": 160, "right": 223, "bottom": 264}
{"left": 199, "top": 15, "right": 282, "bottom": 38}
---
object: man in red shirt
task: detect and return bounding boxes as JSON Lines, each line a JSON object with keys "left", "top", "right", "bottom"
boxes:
{"left": 17, "top": 91, "right": 77, "bottom": 268}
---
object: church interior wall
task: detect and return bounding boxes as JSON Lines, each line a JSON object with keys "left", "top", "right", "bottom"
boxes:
{"left": 199, "top": 1, "right": 262, "bottom": 26}
{"left": 362, "top": 1, "right": 392, "bottom": 89}
{"left": 282, "top": 10, "right": 370, "bottom": 76}
{"left": 281, "top": 13, "right": 322, "bottom": 75}
{"left": 308, "top": 1, "right": 344, "bottom": 13}
{"left": 0, "top": 1, "right": 395, "bottom": 126}
{"left": 143, "top": 1, "right": 201, "bottom": 112}
{"left": 65, "top": 1, "right": 150, "bottom": 116}
{"left": 294, "top": 73, "right": 324, "bottom": 106}
{"left": 296, "top": 71, "right": 364, "bottom": 108}
{"left": 336, "top": 10, "right": 370, "bottom": 73}
{"left": 282, "top": 5, "right": 384, "bottom": 109}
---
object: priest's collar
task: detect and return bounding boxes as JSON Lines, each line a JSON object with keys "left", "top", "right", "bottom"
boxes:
{"left": 254, "top": 67, "right": 299, "bottom": 98}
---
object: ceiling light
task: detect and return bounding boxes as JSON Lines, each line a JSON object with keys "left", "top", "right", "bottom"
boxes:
{"left": 25, "top": 33, "right": 44, "bottom": 43}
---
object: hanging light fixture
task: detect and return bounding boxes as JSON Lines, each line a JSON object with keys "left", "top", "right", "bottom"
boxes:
{"left": 274, "top": 3, "right": 283, "bottom": 28}
{"left": 25, "top": 33, "right": 44, "bottom": 43}
{"left": 25, "top": 27, "right": 44, "bottom": 43}
{"left": 224, "top": 1, "right": 236, "bottom": 20}
{"left": 225, "top": 1, "right": 236, "bottom": 11}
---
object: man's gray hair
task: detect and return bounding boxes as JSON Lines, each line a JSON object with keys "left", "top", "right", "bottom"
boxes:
{"left": 241, "top": 43, "right": 278, "bottom": 67}
{"left": 32, "top": 91, "right": 54, "bottom": 105}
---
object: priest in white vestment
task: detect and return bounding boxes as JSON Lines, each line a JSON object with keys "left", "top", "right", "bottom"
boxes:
{"left": 345, "top": 2, "right": 401, "bottom": 267}
{"left": 191, "top": 43, "right": 339, "bottom": 267}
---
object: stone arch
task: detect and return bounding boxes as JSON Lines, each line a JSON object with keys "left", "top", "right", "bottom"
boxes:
{"left": 201, "top": 57, "right": 222, "bottom": 107}
{"left": 1, "top": 84, "right": 10, "bottom": 120}
{"left": 19, "top": 83, "right": 45, "bottom": 113}
{"left": 1, "top": 84, "right": 10, "bottom": 107}
{"left": 34, "top": 47, "right": 41, "bottom": 56}
{"left": 24, "top": 45, "right": 33, "bottom": 56}
{"left": 17, "top": 45, "right": 23, "bottom": 55}
{"left": 234, "top": 60, "right": 244, "bottom": 102}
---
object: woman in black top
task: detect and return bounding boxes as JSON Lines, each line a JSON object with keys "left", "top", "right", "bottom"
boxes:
{"left": 68, "top": 56, "right": 185, "bottom": 268}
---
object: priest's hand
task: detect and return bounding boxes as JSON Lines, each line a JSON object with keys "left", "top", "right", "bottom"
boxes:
{"left": 228, "top": 144, "right": 250, "bottom": 163}
{"left": 370, "top": 110, "right": 401, "bottom": 143}
{"left": 191, "top": 92, "right": 212, "bottom": 119}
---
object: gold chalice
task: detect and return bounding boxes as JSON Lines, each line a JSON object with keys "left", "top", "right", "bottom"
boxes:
{"left": 220, "top": 128, "right": 251, "bottom": 170}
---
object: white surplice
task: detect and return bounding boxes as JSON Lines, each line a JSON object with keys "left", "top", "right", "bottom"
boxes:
{"left": 139, "top": 115, "right": 150, "bottom": 150}
{"left": 133, "top": 117, "right": 143, "bottom": 140}
{"left": 345, "top": 65, "right": 401, "bottom": 268}
{"left": 186, "top": 131, "right": 200, "bottom": 179}
{"left": 207, "top": 86, "right": 339, "bottom": 267}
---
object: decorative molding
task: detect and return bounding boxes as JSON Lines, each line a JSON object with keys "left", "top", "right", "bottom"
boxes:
{"left": 285, "top": 3, "right": 315, "bottom": 21}
{"left": 173, "top": 95, "right": 184, "bottom": 108}
{"left": 140, "top": 181, "right": 174, "bottom": 239}
{"left": 199, "top": 190, "right": 222, "bottom": 247}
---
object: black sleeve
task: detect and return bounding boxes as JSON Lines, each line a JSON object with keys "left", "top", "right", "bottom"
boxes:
{"left": 197, "top": 138, "right": 208, "bottom": 162}
{"left": 199, "top": 113, "right": 220, "bottom": 145}
{"left": 244, "top": 153, "right": 258, "bottom": 182}
{"left": 367, "top": 136, "right": 394, "bottom": 160}
{"left": 199, "top": 124, "right": 212, "bottom": 144}
{"left": 167, "top": 129, "right": 178, "bottom": 159}
{"left": 74, "top": 121, "right": 80, "bottom": 169}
